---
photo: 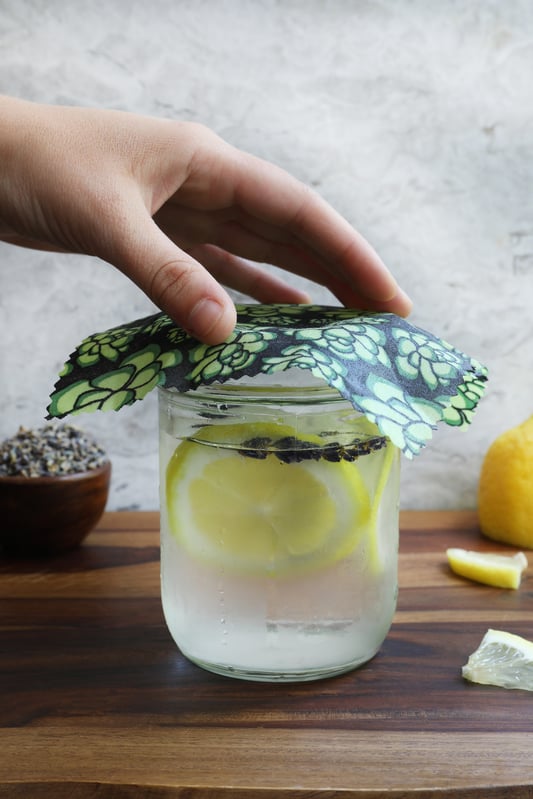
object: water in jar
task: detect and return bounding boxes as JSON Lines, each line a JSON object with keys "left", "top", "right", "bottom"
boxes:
{"left": 159, "top": 384, "right": 400, "bottom": 682}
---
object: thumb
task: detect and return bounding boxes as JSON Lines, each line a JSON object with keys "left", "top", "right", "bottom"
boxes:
{"left": 103, "top": 209, "right": 237, "bottom": 344}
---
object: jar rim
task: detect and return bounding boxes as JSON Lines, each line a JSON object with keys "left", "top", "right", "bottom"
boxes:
{"left": 158, "top": 379, "right": 347, "bottom": 406}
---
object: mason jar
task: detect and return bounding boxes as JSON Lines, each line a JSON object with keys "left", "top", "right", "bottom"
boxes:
{"left": 158, "top": 375, "right": 400, "bottom": 682}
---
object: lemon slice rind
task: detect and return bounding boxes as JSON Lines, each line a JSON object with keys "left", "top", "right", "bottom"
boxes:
{"left": 366, "top": 442, "right": 397, "bottom": 574}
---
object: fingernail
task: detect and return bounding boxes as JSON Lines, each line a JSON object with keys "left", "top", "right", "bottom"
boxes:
{"left": 187, "top": 298, "right": 225, "bottom": 340}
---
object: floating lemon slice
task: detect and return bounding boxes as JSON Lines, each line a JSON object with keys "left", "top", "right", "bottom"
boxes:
{"left": 446, "top": 548, "right": 528, "bottom": 589}
{"left": 166, "top": 421, "right": 371, "bottom": 576}
{"left": 462, "top": 628, "right": 533, "bottom": 691}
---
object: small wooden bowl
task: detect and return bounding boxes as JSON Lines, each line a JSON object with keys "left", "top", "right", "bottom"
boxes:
{"left": 0, "top": 461, "right": 111, "bottom": 556}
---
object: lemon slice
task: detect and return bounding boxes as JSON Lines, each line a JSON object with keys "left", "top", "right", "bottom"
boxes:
{"left": 166, "top": 421, "right": 371, "bottom": 576}
{"left": 462, "top": 628, "right": 533, "bottom": 691}
{"left": 446, "top": 548, "right": 528, "bottom": 589}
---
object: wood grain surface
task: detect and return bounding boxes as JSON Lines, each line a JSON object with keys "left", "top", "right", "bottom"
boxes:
{"left": 1, "top": 510, "right": 532, "bottom": 798}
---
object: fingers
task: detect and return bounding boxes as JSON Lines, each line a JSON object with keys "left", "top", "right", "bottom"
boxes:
{"left": 105, "top": 203, "right": 237, "bottom": 344}
{"left": 326, "top": 276, "right": 412, "bottom": 316}
{"left": 189, "top": 244, "right": 311, "bottom": 305}
{"left": 227, "top": 149, "right": 409, "bottom": 313}
{"left": 155, "top": 204, "right": 330, "bottom": 290}
{"left": 148, "top": 254, "right": 237, "bottom": 343}
{"left": 214, "top": 225, "right": 411, "bottom": 316}
{"left": 112, "top": 118, "right": 411, "bottom": 322}
{"left": 157, "top": 204, "right": 411, "bottom": 317}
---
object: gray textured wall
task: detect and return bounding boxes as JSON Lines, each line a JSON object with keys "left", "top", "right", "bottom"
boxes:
{"left": 1, "top": 0, "right": 532, "bottom": 510}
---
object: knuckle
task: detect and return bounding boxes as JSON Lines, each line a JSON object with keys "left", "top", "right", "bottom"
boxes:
{"left": 149, "top": 257, "right": 197, "bottom": 309}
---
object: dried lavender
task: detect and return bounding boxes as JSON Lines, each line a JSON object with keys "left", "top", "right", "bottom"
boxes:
{"left": 0, "top": 424, "right": 108, "bottom": 477}
{"left": 237, "top": 434, "right": 386, "bottom": 463}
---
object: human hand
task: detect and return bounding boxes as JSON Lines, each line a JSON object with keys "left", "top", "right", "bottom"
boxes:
{"left": 0, "top": 96, "right": 411, "bottom": 343}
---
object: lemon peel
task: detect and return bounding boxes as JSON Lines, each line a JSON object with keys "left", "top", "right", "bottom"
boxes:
{"left": 478, "top": 414, "right": 533, "bottom": 549}
{"left": 462, "top": 628, "right": 533, "bottom": 691}
{"left": 367, "top": 442, "right": 398, "bottom": 573}
{"left": 446, "top": 548, "right": 528, "bottom": 589}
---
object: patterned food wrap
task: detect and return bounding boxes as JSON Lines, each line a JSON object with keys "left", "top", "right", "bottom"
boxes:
{"left": 47, "top": 305, "right": 488, "bottom": 458}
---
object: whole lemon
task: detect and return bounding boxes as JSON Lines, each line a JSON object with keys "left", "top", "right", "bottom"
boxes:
{"left": 478, "top": 415, "right": 533, "bottom": 548}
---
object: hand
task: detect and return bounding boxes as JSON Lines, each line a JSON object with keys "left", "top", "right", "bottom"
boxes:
{"left": 0, "top": 96, "right": 411, "bottom": 343}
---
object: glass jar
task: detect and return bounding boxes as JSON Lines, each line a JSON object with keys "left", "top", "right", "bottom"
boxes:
{"left": 158, "top": 375, "right": 400, "bottom": 682}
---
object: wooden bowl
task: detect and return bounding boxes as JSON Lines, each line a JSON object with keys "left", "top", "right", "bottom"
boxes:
{"left": 0, "top": 461, "right": 111, "bottom": 556}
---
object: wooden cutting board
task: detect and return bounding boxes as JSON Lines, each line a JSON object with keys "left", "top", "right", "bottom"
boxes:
{"left": 1, "top": 510, "right": 532, "bottom": 798}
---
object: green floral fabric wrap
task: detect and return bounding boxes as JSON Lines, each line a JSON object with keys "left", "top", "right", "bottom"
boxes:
{"left": 47, "top": 304, "right": 488, "bottom": 458}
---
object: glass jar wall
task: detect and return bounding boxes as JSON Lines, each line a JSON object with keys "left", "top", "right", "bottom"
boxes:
{"left": 159, "top": 377, "right": 400, "bottom": 682}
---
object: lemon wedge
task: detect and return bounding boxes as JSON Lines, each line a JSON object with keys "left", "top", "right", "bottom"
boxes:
{"left": 462, "top": 628, "right": 533, "bottom": 691}
{"left": 166, "top": 421, "right": 371, "bottom": 576}
{"left": 446, "top": 548, "right": 528, "bottom": 589}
